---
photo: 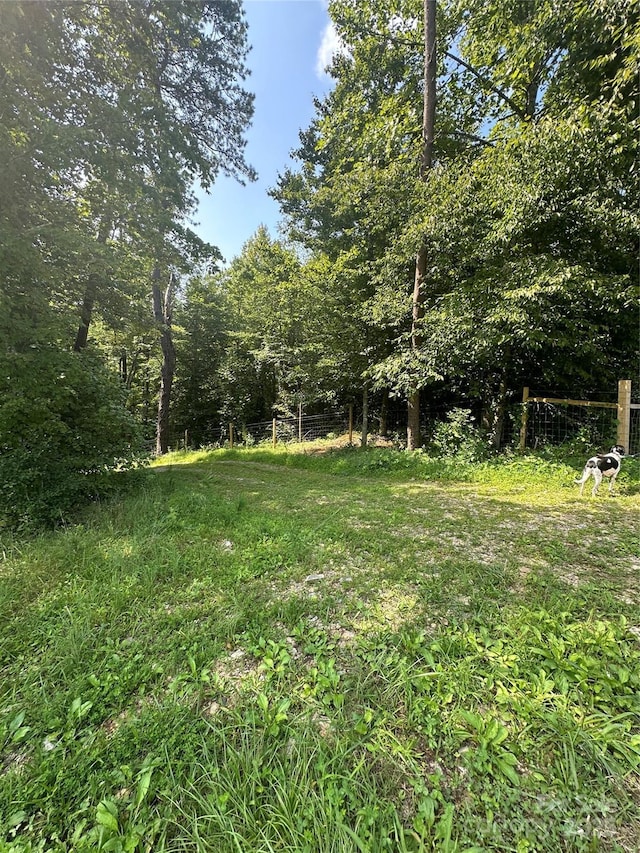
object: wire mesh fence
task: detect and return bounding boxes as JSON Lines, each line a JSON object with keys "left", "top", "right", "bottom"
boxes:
{"left": 523, "top": 399, "right": 619, "bottom": 450}
{"left": 244, "top": 412, "right": 351, "bottom": 445}
{"left": 172, "top": 382, "right": 637, "bottom": 454}
{"left": 630, "top": 407, "right": 640, "bottom": 455}
{"left": 521, "top": 381, "right": 639, "bottom": 455}
{"left": 192, "top": 411, "right": 352, "bottom": 449}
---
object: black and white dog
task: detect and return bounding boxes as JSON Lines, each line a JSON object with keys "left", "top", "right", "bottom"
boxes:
{"left": 575, "top": 445, "right": 625, "bottom": 496}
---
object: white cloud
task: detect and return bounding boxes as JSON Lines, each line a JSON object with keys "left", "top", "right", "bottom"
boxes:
{"left": 316, "top": 19, "right": 347, "bottom": 79}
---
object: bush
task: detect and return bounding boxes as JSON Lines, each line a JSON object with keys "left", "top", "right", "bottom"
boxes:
{"left": 0, "top": 348, "right": 143, "bottom": 529}
{"left": 429, "top": 408, "right": 491, "bottom": 462}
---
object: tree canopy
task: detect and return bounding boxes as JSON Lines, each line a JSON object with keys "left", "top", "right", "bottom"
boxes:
{"left": 0, "top": 0, "right": 254, "bottom": 525}
{"left": 272, "top": 0, "right": 638, "bottom": 443}
{"left": 1, "top": 0, "right": 637, "bottom": 525}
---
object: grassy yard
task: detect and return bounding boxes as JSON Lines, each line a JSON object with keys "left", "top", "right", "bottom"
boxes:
{"left": 0, "top": 443, "right": 638, "bottom": 852}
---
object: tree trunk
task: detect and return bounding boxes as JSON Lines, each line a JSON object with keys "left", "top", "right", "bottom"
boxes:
{"left": 73, "top": 272, "right": 99, "bottom": 351}
{"left": 419, "top": 0, "right": 437, "bottom": 181}
{"left": 525, "top": 60, "right": 542, "bottom": 119}
{"left": 73, "top": 221, "right": 110, "bottom": 351}
{"left": 408, "top": 243, "right": 428, "bottom": 449}
{"left": 379, "top": 387, "right": 389, "bottom": 436}
{"left": 481, "top": 367, "right": 509, "bottom": 451}
{"left": 407, "top": 390, "right": 420, "bottom": 451}
{"left": 152, "top": 267, "right": 176, "bottom": 456}
{"left": 408, "top": 0, "right": 436, "bottom": 450}
{"left": 489, "top": 370, "right": 509, "bottom": 451}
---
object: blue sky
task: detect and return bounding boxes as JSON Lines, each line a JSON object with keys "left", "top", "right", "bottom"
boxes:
{"left": 193, "top": 0, "right": 338, "bottom": 264}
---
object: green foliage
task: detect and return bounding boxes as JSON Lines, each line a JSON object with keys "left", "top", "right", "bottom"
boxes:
{"left": 0, "top": 349, "right": 142, "bottom": 529}
{"left": 213, "top": 228, "right": 359, "bottom": 421}
{"left": 0, "top": 0, "right": 256, "bottom": 479}
{"left": 408, "top": 116, "right": 638, "bottom": 394}
{"left": 429, "top": 408, "right": 491, "bottom": 462}
{"left": 220, "top": 227, "right": 305, "bottom": 418}
{"left": 272, "top": 0, "right": 638, "bottom": 428}
{"left": 171, "top": 277, "right": 230, "bottom": 445}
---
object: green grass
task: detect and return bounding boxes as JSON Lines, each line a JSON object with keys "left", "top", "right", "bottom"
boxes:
{"left": 0, "top": 443, "right": 638, "bottom": 852}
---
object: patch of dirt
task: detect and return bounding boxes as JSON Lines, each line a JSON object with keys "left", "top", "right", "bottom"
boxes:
{"left": 352, "top": 586, "right": 420, "bottom": 634}
{"left": 209, "top": 648, "right": 266, "bottom": 701}
{"left": 303, "top": 433, "right": 398, "bottom": 455}
{"left": 101, "top": 697, "right": 148, "bottom": 738}
{"left": 1, "top": 748, "right": 29, "bottom": 777}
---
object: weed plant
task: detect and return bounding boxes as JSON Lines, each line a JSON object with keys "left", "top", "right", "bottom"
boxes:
{"left": 0, "top": 442, "right": 638, "bottom": 851}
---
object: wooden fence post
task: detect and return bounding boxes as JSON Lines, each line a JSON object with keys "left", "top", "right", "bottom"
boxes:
{"left": 272, "top": 418, "right": 277, "bottom": 448}
{"left": 348, "top": 404, "right": 353, "bottom": 445}
{"left": 617, "top": 379, "right": 631, "bottom": 450}
{"left": 298, "top": 401, "right": 303, "bottom": 442}
{"left": 229, "top": 423, "right": 234, "bottom": 449}
{"left": 519, "top": 387, "right": 530, "bottom": 452}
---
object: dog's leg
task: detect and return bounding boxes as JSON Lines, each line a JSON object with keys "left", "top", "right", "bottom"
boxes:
{"left": 576, "top": 468, "right": 590, "bottom": 496}
{"left": 591, "top": 468, "right": 603, "bottom": 496}
{"left": 608, "top": 471, "right": 618, "bottom": 495}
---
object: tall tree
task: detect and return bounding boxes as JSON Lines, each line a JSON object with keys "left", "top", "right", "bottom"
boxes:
{"left": 407, "top": 0, "right": 639, "bottom": 427}
{"left": 274, "top": 0, "right": 638, "bottom": 447}
{"left": 221, "top": 228, "right": 312, "bottom": 420}
{"left": 152, "top": 268, "right": 177, "bottom": 456}
{"left": 408, "top": 0, "right": 436, "bottom": 450}
{"left": 61, "top": 0, "right": 255, "bottom": 351}
{"left": 274, "top": 0, "right": 451, "bottom": 436}
{"left": 0, "top": 0, "right": 255, "bottom": 357}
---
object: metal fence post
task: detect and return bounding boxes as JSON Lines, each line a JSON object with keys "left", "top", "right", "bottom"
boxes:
{"left": 519, "top": 387, "right": 529, "bottom": 451}
{"left": 617, "top": 379, "right": 631, "bottom": 450}
{"left": 361, "top": 385, "right": 369, "bottom": 448}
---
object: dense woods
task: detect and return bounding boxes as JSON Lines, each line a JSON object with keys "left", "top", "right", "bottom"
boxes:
{"left": 1, "top": 0, "right": 638, "bottom": 527}
{"left": 0, "top": 0, "right": 254, "bottom": 525}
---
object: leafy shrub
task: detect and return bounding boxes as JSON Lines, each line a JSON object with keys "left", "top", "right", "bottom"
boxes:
{"left": 0, "top": 348, "right": 143, "bottom": 529}
{"left": 429, "top": 408, "right": 491, "bottom": 462}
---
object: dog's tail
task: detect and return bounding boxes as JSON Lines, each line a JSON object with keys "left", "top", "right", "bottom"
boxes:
{"left": 574, "top": 465, "right": 593, "bottom": 485}
{"left": 575, "top": 459, "right": 597, "bottom": 481}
